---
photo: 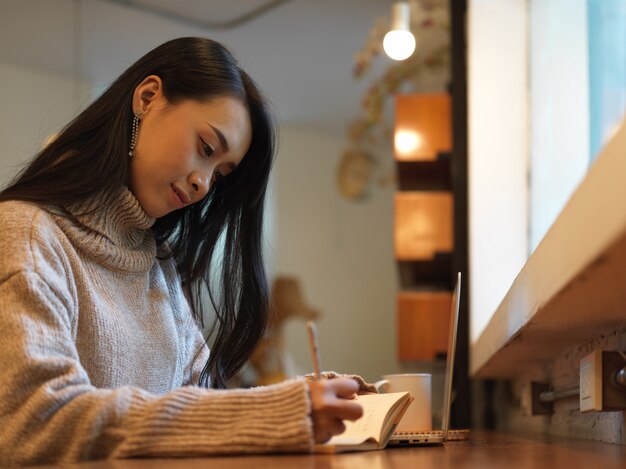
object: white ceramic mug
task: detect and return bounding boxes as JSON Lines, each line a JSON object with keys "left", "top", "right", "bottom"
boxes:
{"left": 375, "top": 373, "right": 432, "bottom": 432}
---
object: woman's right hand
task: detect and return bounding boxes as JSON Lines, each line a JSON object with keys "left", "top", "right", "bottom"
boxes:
{"left": 306, "top": 378, "right": 363, "bottom": 444}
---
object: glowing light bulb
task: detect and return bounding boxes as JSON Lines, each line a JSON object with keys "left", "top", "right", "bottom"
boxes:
{"left": 383, "top": 30, "right": 416, "bottom": 61}
{"left": 383, "top": 2, "right": 416, "bottom": 61}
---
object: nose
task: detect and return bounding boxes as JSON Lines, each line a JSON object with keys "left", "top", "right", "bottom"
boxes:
{"left": 188, "top": 170, "right": 210, "bottom": 200}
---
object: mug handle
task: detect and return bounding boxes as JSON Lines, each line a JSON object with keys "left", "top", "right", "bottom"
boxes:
{"left": 374, "top": 379, "right": 389, "bottom": 393}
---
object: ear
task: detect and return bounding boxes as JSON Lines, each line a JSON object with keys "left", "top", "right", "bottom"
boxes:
{"left": 132, "top": 75, "right": 163, "bottom": 116}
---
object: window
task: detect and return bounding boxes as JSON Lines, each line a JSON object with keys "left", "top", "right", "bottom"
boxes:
{"left": 530, "top": 0, "right": 626, "bottom": 251}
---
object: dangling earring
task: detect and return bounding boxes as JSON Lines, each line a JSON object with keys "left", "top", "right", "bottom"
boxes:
{"left": 128, "top": 112, "right": 141, "bottom": 157}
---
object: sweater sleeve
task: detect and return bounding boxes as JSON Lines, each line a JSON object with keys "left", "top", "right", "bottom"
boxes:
{"left": 0, "top": 270, "right": 313, "bottom": 467}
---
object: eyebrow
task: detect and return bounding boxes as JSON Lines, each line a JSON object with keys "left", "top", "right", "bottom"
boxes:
{"left": 208, "top": 124, "right": 230, "bottom": 153}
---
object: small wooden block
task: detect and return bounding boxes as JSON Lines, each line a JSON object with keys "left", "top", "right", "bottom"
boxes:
{"left": 394, "top": 191, "right": 454, "bottom": 260}
{"left": 397, "top": 291, "right": 452, "bottom": 361}
{"left": 394, "top": 94, "right": 452, "bottom": 161}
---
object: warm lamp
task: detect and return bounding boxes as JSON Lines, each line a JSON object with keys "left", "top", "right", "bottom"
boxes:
{"left": 383, "top": 2, "right": 416, "bottom": 61}
{"left": 395, "top": 129, "right": 423, "bottom": 156}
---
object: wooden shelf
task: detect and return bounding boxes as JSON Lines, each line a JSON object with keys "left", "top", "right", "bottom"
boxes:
{"left": 472, "top": 122, "right": 626, "bottom": 378}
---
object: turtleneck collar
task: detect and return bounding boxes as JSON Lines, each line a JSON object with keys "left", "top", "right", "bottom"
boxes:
{"left": 52, "top": 187, "right": 158, "bottom": 273}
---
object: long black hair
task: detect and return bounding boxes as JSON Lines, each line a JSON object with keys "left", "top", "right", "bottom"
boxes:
{"left": 0, "top": 37, "right": 275, "bottom": 389}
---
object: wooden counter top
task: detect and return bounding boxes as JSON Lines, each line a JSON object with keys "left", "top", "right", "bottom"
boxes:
{"left": 25, "top": 431, "right": 626, "bottom": 469}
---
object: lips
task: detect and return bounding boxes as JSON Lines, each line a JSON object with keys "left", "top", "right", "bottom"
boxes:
{"left": 171, "top": 184, "right": 190, "bottom": 207}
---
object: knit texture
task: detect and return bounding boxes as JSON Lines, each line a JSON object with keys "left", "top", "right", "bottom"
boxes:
{"left": 0, "top": 188, "right": 313, "bottom": 467}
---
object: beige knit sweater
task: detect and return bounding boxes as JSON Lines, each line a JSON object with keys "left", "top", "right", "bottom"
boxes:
{"left": 0, "top": 188, "right": 313, "bottom": 466}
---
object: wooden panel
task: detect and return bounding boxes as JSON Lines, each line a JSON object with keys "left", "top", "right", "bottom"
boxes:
{"left": 394, "top": 94, "right": 452, "bottom": 161}
{"left": 397, "top": 291, "right": 452, "bottom": 360}
{"left": 394, "top": 192, "right": 454, "bottom": 260}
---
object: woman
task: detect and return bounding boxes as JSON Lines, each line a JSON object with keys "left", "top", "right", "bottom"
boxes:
{"left": 0, "top": 37, "right": 369, "bottom": 466}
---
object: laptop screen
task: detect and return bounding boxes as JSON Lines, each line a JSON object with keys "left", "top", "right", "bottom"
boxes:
{"left": 440, "top": 272, "right": 461, "bottom": 440}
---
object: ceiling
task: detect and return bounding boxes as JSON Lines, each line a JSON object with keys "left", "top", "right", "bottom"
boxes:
{"left": 114, "top": 0, "right": 296, "bottom": 29}
{"left": 0, "top": 0, "right": 401, "bottom": 137}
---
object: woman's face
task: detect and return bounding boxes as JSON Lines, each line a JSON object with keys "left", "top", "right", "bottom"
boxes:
{"left": 129, "top": 76, "right": 252, "bottom": 218}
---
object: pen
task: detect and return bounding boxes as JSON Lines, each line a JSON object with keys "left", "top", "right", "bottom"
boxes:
{"left": 306, "top": 321, "right": 322, "bottom": 380}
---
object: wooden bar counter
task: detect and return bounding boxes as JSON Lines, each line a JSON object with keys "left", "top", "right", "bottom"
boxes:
{"left": 25, "top": 431, "right": 626, "bottom": 469}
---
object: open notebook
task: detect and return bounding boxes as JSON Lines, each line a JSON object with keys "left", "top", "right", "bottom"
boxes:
{"left": 317, "top": 391, "right": 413, "bottom": 452}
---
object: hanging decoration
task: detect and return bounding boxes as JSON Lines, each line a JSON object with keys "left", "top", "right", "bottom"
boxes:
{"left": 337, "top": 0, "right": 451, "bottom": 201}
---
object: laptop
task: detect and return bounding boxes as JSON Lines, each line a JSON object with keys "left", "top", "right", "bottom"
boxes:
{"left": 387, "top": 272, "right": 469, "bottom": 446}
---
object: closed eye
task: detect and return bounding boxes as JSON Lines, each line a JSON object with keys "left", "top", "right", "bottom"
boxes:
{"left": 201, "top": 139, "right": 215, "bottom": 157}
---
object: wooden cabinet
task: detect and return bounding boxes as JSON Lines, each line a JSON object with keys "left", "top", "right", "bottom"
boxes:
{"left": 394, "top": 93, "right": 458, "bottom": 361}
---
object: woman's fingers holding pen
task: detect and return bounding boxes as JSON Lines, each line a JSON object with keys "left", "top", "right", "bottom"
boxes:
{"left": 310, "top": 378, "right": 363, "bottom": 418}
{"left": 307, "top": 378, "right": 363, "bottom": 444}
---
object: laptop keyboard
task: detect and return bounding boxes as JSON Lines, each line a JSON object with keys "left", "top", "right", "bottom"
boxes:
{"left": 392, "top": 429, "right": 469, "bottom": 443}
